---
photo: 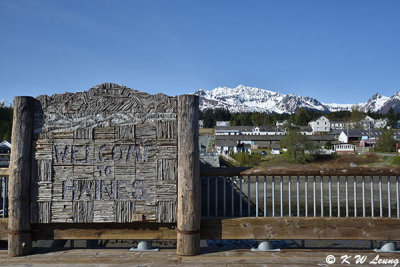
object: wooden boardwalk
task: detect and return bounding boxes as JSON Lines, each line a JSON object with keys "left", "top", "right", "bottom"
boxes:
{"left": 1, "top": 248, "right": 400, "bottom": 266}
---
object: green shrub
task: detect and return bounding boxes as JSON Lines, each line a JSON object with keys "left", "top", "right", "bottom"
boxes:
{"left": 391, "top": 155, "right": 400, "bottom": 166}
{"left": 231, "top": 152, "right": 261, "bottom": 167}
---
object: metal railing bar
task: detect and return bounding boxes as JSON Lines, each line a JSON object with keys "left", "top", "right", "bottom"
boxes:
{"left": 272, "top": 176, "right": 275, "bottom": 217}
{"left": 320, "top": 176, "right": 324, "bottom": 217}
{"left": 288, "top": 176, "right": 292, "bottom": 217}
{"left": 328, "top": 176, "right": 332, "bottom": 217}
{"left": 362, "top": 176, "right": 365, "bottom": 217}
{"left": 231, "top": 177, "right": 235, "bottom": 217}
{"left": 248, "top": 176, "right": 251, "bottom": 217}
{"left": 354, "top": 176, "right": 357, "bottom": 217}
{"left": 371, "top": 176, "right": 374, "bottom": 218}
{"left": 240, "top": 178, "right": 243, "bottom": 217}
{"left": 297, "top": 176, "right": 300, "bottom": 217}
{"left": 215, "top": 176, "right": 218, "bottom": 217}
{"left": 313, "top": 176, "right": 316, "bottom": 217}
{"left": 388, "top": 176, "right": 391, "bottom": 218}
{"left": 379, "top": 176, "right": 383, "bottom": 217}
{"left": 223, "top": 176, "right": 226, "bottom": 217}
{"left": 345, "top": 176, "right": 349, "bottom": 217}
{"left": 255, "top": 176, "right": 259, "bottom": 217}
{"left": 207, "top": 176, "right": 210, "bottom": 217}
{"left": 337, "top": 176, "right": 340, "bottom": 217}
{"left": 305, "top": 176, "right": 308, "bottom": 217}
{"left": 263, "top": 176, "right": 267, "bottom": 217}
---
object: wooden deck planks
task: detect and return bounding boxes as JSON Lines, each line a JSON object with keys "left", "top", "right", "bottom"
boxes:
{"left": 1, "top": 248, "right": 400, "bottom": 266}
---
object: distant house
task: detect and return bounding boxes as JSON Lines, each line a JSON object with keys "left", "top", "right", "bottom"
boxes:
{"left": 334, "top": 143, "right": 355, "bottom": 154}
{"left": 331, "top": 116, "right": 376, "bottom": 131}
{"left": 216, "top": 139, "right": 238, "bottom": 154}
{"left": 198, "top": 120, "right": 204, "bottom": 128}
{"left": 0, "top": 140, "right": 11, "bottom": 154}
{"left": 297, "top": 126, "right": 313, "bottom": 135}
{"left": 330, "top": 120, "right": 346, "bottom": 130}
{"left": 215, "top": 126, "right": 284, "bottom": 136}
{"left": 215, "top": 134, "right": 335, "bottom": 155}
{"left": 271, "top": 144, "right": 281, "bottom": 155}
{"left": 338, "top": 129, "right": 363, "bottom": 143}
{"left": 276, "top": 120, "right": 288, "bottom": 127}
{"left": 375, "top": 118, "right": 387, "bottom": 129}
{"left": 338, "top": 129, "right": 400, "bottom": 145}
{"left": 361, "top": 115, "right": 375, "bottom": 129}
{"left": 216, "top": 121, "right": 230, "bottom": 127}
{"left": 308, "top": 116, "right": 330, "bottom": 133}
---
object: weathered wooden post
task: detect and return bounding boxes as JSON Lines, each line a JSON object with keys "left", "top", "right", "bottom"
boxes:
{"left": 177, "top": 95, "right": 200, "bottom": 256}
{"left": 8, "top": 96, "right": 35, "bottom": 256}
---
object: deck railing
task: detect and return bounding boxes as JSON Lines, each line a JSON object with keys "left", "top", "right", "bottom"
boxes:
{"left": 1, "top": 166, "right": 400, "bottom": 246}
{"left": 0, "top": 168, "right": 8, "bottom": 218}
{"left": 201, "top": 167, "right": 400, "bottom": 219}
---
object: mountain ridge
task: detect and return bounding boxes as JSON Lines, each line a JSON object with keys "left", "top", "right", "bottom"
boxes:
{"left": 195, "top": 85, "right": 400, "bottom": 114}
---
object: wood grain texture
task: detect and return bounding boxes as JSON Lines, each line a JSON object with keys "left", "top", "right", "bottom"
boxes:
{"left": 177, "top": 95, "right": 200, "bottom": 256}
{"left": 8, "top": 96, "right": 35, "bottom": 256}
{"left": 0, "top": 168, "right": 9, "bottom": 177}
{"left": 2, "top": 217, "right": 400, "bottom": 241}
{"left": 201, "top": 217, "right": 400, "bottom": 240}
{"left": 2, "top": 248, "right": 400, "bottom": 266}
{"left": 0, "top": 218, "right": 7, "bottom": 240}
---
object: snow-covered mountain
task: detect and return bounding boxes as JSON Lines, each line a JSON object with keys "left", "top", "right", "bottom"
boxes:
{"left": 194, "top": 85, "right": 399, "bottom": 114}
{"left": 376, "top": 91, "right": 400, "bottom": 114}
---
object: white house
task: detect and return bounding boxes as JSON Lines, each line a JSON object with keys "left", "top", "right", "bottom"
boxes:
{"left": 298, "top": 126, "right": 313, "bottom": 135}
{"left": 215, "top": 126, "right": 284, "bottom": 136}
{"left": 0, "top": 140, "right": 11, "bottom": 154}
{"left": 271, "top": 144, "right": 281, "bottom": 155}
{"left": 276, "top": 120, "right": 288, "bottom": 127}
{"left": 0, "top": 140, "right": 11, "bottom": 149}
{"left": 241, "top": 126, "right": 284, "bottom": 136}
{"left": 375, "top": 118, "right": 387, "bottom": 129}
{"left": 308, "top": 116, "right": 330, "bottom": 133}
{"left": 198, "top": 120, "right": 204, "bottom": 128}
{"left": 334, "top": 143, "right": 355, "bottom": 154}
{"left": 362, "top": 115, "right": 375, "bottom": 127}
{"left": 216, "top": 121, "right": 230, "bottom": 127}
{"left": 330, "top": 120, "right": 346, "bottom": 130}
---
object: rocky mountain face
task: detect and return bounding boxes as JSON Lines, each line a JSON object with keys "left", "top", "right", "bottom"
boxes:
{"left": 195, "top": 85, "right": 400, "bottom": 114}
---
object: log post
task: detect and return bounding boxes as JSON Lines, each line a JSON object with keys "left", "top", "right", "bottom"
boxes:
{"left": 177, "top": 95, "right": 200, "bottom": 256}
{"left": 8, "top": 96, "right": 35, "bottom": 256}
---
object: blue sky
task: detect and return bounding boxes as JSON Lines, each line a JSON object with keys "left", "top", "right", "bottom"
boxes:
{"left": 1, "top": 0, "right": 399, "bottom": 105}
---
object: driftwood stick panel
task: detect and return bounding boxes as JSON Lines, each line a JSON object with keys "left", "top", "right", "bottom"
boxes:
{"left": 177, "top": 95, "right": 200, "bottom": 256}
{"left": 30, "top": 83, "right": 178, "bottom": 225}
{"left": 8, "top": 96, "right": 35, "bottom": 257}
{"left": 200, "top": 167, "right": 400, "bottom": 177}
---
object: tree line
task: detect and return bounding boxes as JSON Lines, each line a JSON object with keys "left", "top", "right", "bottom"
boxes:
{"left": 0, "top": 103, "right": 12, "bottom": 141}
{"left": 200, "top": 107, "right": 400, "bottom": 128}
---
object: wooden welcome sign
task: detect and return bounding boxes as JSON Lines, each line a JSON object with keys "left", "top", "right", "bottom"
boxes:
{"left": 8, "top": 83, "right": 200, "bottom": 256}
{"left": 31, "top": 83, "right": 178, "bottom": 224}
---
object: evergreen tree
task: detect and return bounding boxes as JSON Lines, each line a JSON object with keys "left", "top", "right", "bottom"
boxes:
{"left": 280, "top": 129, "right": 315, "bottom": 163}
{"left": 375, "top": 129, "right": 396, "bottom": 152}
{"left": 0, "top": 104, "right": 13, "bottom": 140}
{"left": 387, "top": 107, "right": 397, "bottom": 128}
